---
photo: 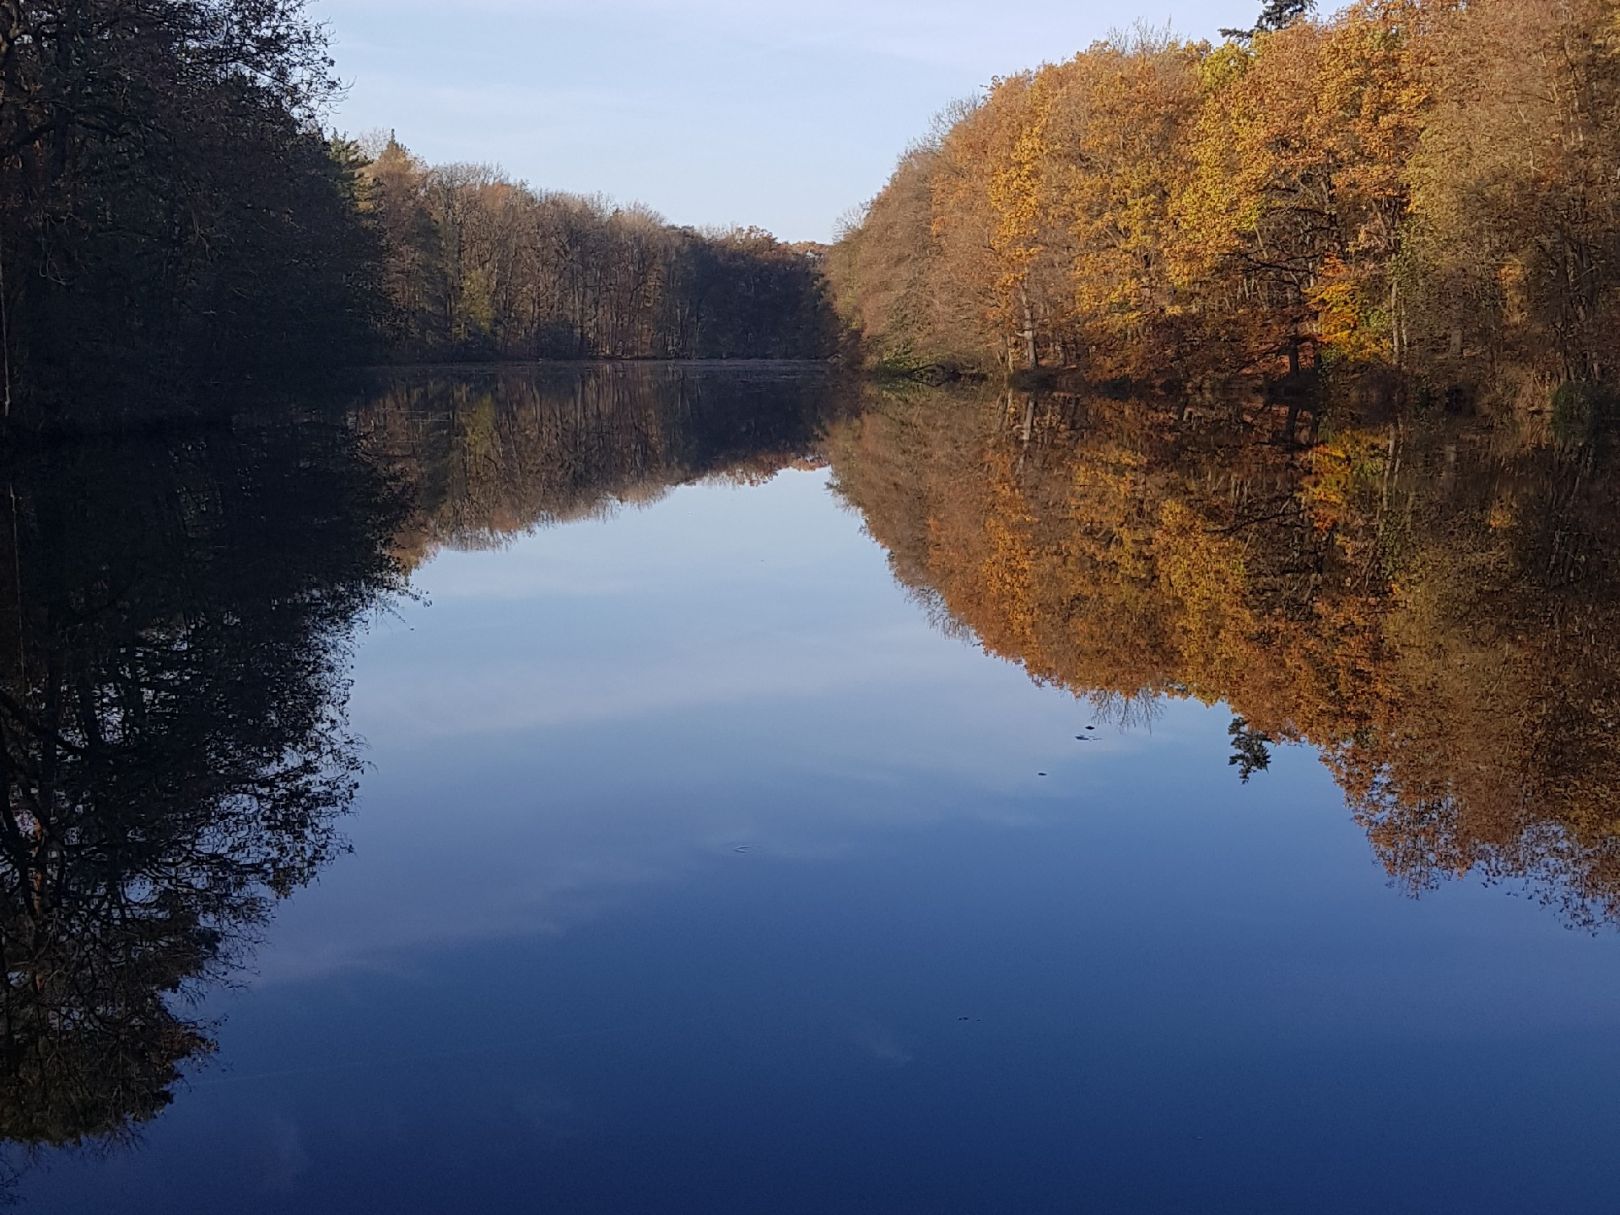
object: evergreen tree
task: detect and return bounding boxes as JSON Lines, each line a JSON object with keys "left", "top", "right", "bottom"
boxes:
{"left": 1221, "top": 0, "right": 1318, "bottom": 41}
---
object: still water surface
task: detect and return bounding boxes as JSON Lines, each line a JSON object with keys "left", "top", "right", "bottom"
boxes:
{"left": 10, "top": 365, "right": 1620, "bottom": 1212}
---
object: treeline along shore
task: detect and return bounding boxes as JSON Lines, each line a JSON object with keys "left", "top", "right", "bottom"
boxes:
{"left": 829, "top": 0, "right": 1620, "bottom": 417}
{"left": 0, "top": 1, "right": 838, "bottom": 429}
{"left": 1, "top": 0, "right": 1617, "bottom": 431}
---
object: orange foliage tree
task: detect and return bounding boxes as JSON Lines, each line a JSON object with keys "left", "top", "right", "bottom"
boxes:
{"left": 829, "top": 0, "right": 1619, "bottom": 403}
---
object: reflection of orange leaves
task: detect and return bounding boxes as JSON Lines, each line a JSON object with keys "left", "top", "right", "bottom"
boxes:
{"left": 1305, "top": 426, "right": 1387, "bottom": 532}
{"left": 831, "top": 380, "right": 1620, "bottom": 928}
{"left": 1154, "top": 497, "right": 1258, "bottom": 690}
{"left": 977, "top": 450, "right": 1042, "bottom": 656}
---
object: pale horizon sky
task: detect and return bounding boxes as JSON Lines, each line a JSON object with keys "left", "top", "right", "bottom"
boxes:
{"left": 315, "top": 0, "right": 1275, "bottom": 243}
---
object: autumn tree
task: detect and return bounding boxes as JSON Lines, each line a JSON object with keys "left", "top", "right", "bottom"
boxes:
{"left": 1403, "top": 0, "right": 1620, "bottom": 389}
{"left": 832, "top": 0, "right": 1618, "bottom": 404}
{"left": 359, "top": 143, "right": 837, "bottom": 363}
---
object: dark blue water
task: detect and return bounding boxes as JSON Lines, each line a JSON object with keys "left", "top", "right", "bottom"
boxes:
{"left": 13, "top": 368, "right": 1620, "bottom": 1213}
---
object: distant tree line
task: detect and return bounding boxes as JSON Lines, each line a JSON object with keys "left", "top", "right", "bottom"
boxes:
{"left": 0, "top": 2, "right": 835, "bottom": 426}
{"left": 827, "top": 0, "right": 1620, "bottom": 407}
{"left": 361, "top": 138, "right": 837, "bottom": 363}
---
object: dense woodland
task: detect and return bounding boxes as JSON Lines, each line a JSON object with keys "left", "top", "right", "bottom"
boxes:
{"left": 3, "top": 0, "right": 1618, "bottom": 1181}
{"left": 0, "top": 1, "right": 834, "bottom": 427}
{"left": 0, "top": 0, "right": 376, "bottom": 410}
{"left": 828, "top": 0, "right": 1620, "bottom": 407}
{"left": 3, "top": 0, "right": 1617, "bottom": 428}
{"left": 363, "top": 140, "right": 836, "bottom": 364}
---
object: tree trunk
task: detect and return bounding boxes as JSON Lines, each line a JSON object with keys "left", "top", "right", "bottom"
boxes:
{"left": 1018, "top": 281, "right": 1038, "bottom": 370}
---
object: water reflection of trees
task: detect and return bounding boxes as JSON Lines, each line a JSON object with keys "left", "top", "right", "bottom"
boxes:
{"left": 0, "top": 425, "right": 405, "bottom": 1152}
{"left": 355, "top": 365, "right": 855, "bottom": 565}
{"left": 0, "top": 368, "right": 845, "bottom": 1163}
{"left": 828, "top": 383, "right": 1620, "bottom": 928}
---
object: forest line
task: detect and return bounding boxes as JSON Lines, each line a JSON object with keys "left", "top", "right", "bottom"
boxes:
{"left": 0, "top": 1, "right": 836, "bottom": 427}
{"left": 827, "top": 0, "right": 1620, "bottom": 411}
{"left": 361, "top": 138, "right": 837, "bottom": 365}
{"left": 3, "top": 0, "right": 1619, "bottom": 429}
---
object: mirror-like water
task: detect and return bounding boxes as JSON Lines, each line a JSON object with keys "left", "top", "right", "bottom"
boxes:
{"left": 8, "top": 364, "right": 1620, "bottom": 1213}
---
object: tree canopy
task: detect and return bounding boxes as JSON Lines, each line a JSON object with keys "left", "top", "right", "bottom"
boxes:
{"left": 828, "top": 0, "right": 1620, "bottom": 409}
{"left": 360, "top": 139, "right": 837, "bottom": 364}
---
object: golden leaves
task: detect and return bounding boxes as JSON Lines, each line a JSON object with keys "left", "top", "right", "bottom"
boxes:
{"left": 833, "top": 0, "right": 1620, "bottom": 389}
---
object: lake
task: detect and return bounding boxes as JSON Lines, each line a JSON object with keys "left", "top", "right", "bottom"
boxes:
{"left": 7, "top": 363, "right": 1620, "bottom": 1213}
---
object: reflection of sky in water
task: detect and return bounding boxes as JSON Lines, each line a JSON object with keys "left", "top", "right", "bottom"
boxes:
{"left": 30, "top": 470, "right": 1620, "bottom": 1214}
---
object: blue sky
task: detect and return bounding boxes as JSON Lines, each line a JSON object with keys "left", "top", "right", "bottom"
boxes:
{"left": 315, "top": 0, "right": 1272, "bottom": 242}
